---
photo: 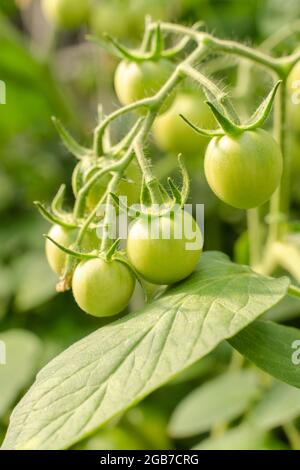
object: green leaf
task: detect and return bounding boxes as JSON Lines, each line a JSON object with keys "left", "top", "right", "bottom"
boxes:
{"left": 229, "top": 321, "right": 300, "bottom": 389}
{"left": 168, "top": 370, "right": 262, "bottom": 438}
{"left": 193, "top": 423, "right": 286, "bottom": 450}
{"left": 2, "top": 252, "right": 289, "bottom": 450}
{"left": 247, "top": 382, "right": 300, "bottom": 430}
{"left": 0, "top": 330, "right": 42, "bottom": 418}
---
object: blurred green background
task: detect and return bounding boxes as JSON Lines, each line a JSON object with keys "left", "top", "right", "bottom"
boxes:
{"left": 1, "top": 0, "right": 300, "bottom": 450}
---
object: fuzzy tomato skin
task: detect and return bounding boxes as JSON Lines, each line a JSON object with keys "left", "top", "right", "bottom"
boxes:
{"left": 45, "top": 225, "right": 99, "bottom": 275}
{"left": 127, "top": 211, "right": 203, "bottom": 285}
{"left": 153, "top": 90, "right": 215, "bottom": 157}
{"left": 72, "top": 258, "right": 135, "bottom": 317}
{"left": 204, "top": 129, "right": 282, "bottom": 209}
{"left": 42, "top": 0, "right": 90, "bottom": 29}
{"left": 287, "top": 61, "right": 300, "bottom": 133}
{"left": 114, "top": 59, "right": 174, "bottom": 108}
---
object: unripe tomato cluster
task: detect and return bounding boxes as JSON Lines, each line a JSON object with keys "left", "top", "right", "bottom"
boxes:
{"left": 46, "top": 209, "right": 203, "bottom": 318}
{"left": 42, "top": 15, "right": 287, "bottom": 321}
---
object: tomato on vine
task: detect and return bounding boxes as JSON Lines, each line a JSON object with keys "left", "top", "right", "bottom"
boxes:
{"left": 90, "top": 0, "right": 131, "bottom": 39}
{"left": 42, "top": 0, "right": 91, "bottom": 29}
{"left": 204, "top": 129, "right": 282, "bottom": 209}
{"left": 127, "top": 210, "right": 203, "bottom": 285}
{"left": 72, "top": 258, "right": 135, "bottom": 317}
{"left": 45, "top": 224, "right": 99, "bottom": 275}
{"left": 114, "top": 59, "right": 174, "bottom": 109}
{"left": 153, "top": 89, "right": 215, "bottom": 157}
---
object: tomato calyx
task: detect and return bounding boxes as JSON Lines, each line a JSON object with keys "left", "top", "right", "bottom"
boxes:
{"left": 181, "top": 80, "right": 282, "bottom": 138}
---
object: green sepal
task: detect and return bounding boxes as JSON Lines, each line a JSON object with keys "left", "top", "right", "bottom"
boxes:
{"left": 140, "top": 178, "right": 152, "bottom": 208}
{"left": 179, "top": 113, "right": 225, "bottom": 137}
{"left": 104, "top": 238, "right": 121, "bottom": 261}
{"left": 205, "top": 102, "right": 242, "bottom": 135}
{"left": 34, "top": 201, "right": 76, "bottom": 228}
{"left": 178, "top": 155, "right": 189, "bottom": 206}
{"left": 87, "top": 34, "right": 152, "bottom": 62}
{"left": 150, "top": 23, "right": 164, "bottom": 59}
{"left": 200, "top": 81, "right": 282, "bottom": 136}
{"left": 110, "top": 192, "right": 140, "bottom": 218}
{"left": 44, "top": 235, "right": 97, "bottom": 260}
{"left": 243, "top": 80, "right": 282, "bottom": 130}
{"left": 51, "top": 184, "right": 67, "bottom": 217}
{"left": 52, "top": 117, "right": 92, "bottom": 159}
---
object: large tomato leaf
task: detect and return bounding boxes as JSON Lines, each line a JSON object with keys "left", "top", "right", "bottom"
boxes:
{"left": 2, "top": 252, "right": 289, "bottom": 450}
{"left": 229, "top": 321, "right": 300, "bottom": 388}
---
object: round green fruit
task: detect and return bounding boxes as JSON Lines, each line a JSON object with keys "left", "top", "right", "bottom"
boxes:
{"left": 90, "top": 0, "right": 131, "bottom": 39}
{"left": 42, "top": 0, "right": 90, "bottom": 29}
{"left": 72, "top": 258, "right": 135, "bottom": 317}
{"left": 114, "top": 59, "right": 174, "bottom": 109}
{"left": 153, "top": 90, "right": 215, "bottom": 157}
{"left": 204, "top": 129, "right": 282, "bottom": 209}
{"left": 127, "top": 210, "right": 203, "bottom": 285}
{"left": 45, "top": 224, "right": 99, "bottom": 275}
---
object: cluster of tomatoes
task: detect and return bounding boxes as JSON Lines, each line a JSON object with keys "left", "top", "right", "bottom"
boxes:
{"left": 46, "top": 210, "right": 203, "bottom": 318}
{"left": 41, "top": 4, "right": 300, "bottom": 320}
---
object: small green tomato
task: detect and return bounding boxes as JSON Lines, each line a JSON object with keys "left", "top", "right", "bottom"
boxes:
{"left": 72, "top": 258, "right": 135, "bottom": 317}
{"left": 45, "top": 224, "right": 99, "bottom": 275}
{"left": 153, "top": 90, "right": 215, "bottom": 157}
{"left": 114, "top": 59, "right": 174, "bottom": 109}
{"left": 127, "top": 210, "right": 203, "bottom": 285}
{"left": 42, "top": 0, "right": 90, "bottom": 29}
{"left": 204, "top": 129, "right": 282, "bottom": 209}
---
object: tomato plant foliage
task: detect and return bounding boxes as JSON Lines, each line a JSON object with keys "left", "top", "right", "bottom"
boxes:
{"left": 2, "top": 252, "right": 289, "bottom": 450}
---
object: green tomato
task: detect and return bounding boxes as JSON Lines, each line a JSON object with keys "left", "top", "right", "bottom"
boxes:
{"left": 45, "top": 224, "right": 99, "bottom": 275}
{"left": 204, "top": 129, "right": 282, "bottom": 210}
{"left": 72, "top": 258, "right": 135, "bottom": 317}
{"left": 42, "top": 0, "right": 90, "bottom": 29}
{"left": 127, "top": 210, "right": 203, "bottom": 285}
{"left": 153, "top": 90, "right": 216, "bottom": 157}
{"left": 114, "top": 59, "right": 174, "bottom": 109}
{"left": 90, "top": 0, "right": 131, "bottom": 39}
{"left": 287, "top": 61, "right": 300, "bottom": 133}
